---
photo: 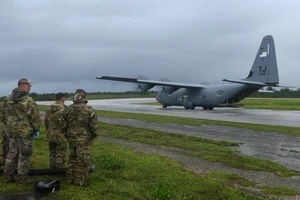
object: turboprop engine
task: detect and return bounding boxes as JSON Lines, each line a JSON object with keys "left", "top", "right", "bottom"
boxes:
{"left": 137, "top": 83, "right": 154, "bottom": 92}
{"left": 162, "top": 86, "right": 178, "bottom": 94}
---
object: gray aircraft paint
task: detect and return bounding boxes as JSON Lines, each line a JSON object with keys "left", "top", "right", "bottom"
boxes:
{"left": 244, "top": 35, "right": 279, "bottom": 84}
{"left": 96, "top": 35, "right": 280, "bottom": 110}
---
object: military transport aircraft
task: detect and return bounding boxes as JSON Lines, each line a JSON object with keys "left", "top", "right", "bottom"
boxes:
{"left": 97, "top": 35, "right": 280, "bottom": 110}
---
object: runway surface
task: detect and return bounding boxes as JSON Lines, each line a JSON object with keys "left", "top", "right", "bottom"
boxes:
{"left": 38, "top": 98, "right": 300, "bottom": 127}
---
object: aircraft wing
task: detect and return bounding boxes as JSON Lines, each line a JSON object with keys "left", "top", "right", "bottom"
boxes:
{"left": 96, "top": 76, "right": 207, "bottom": 89}
{"left": 222, "top": 79, "right": 267, "bottom": 86}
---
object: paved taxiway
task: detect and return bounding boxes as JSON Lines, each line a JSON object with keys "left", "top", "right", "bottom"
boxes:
{"left": 38, "top": 98, "right": 300, "bottom": 127}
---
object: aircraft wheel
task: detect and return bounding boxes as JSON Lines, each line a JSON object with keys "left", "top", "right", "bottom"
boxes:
{"left": 162, "top": 105, "right": 167, "bottom": 108}
{"left": 203, "top": 107, "right": 208, "bottom": 110}
{"left": 184, "top": 106, "right": 190, "bottom": 110}
{"left": 190, "top": 106, "right": 195, "bottom": 110}
{"left": 208, "top": 107, "right": 214, "bottom": 110}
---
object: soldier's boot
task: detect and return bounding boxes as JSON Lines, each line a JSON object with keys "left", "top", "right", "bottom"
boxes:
{"left": 66, "top": 178, "right": 75, "bottom": 185}
{"left": 4, "top": 177, "right": 15, "bottom": 184}
{"left": 17, "top": 178, "right": 33, "bottom": 186}
{"left": 73, "top": 181, "right": 89, "bottom": 187}
{"left": 83, "top": 180, "right": 89, "bottom": 187}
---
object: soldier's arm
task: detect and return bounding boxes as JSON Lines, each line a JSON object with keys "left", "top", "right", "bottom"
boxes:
{"left": 65, "top": 106, "right": 70, "bottom": 138}
{"left": 27, "top": 99, "right": 41, "bottom": 132}
{"left": 90, "top": 109, "right": 98, "bottom": 140}
{"left": 0, "top": 102, "right": 3, "bottom": 123}
{"left": 60, "top": 106, "right": 68, "bottom": 134}
{"left": 1, "top": 97, "right": 8, "bottom": 124}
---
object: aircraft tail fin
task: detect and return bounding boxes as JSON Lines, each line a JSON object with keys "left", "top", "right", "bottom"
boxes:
{"left": 243, "top": 35, "right": 279, "bottom": 85}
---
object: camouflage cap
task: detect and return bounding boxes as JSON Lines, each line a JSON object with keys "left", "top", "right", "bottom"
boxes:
{"left": 73, "top": 92, "right": 88, "bottom": 104}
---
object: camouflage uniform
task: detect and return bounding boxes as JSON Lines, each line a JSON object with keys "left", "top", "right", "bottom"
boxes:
{"left": 2, "top": 88, "right": 41, "bottom": 184}
{"left": 66, "top": 92, "right": 98, "bottom": 186}
{"left": 0, "top": 102, "right": 9, "bottom": 166}
{"left": 45, "top": 101, "right": 67, "bottom": 168}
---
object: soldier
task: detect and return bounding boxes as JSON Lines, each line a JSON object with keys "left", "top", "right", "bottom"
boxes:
{"left": 66, "top": 89, "right": 98, "bottom": 186}
{"left": 45, "top": 92, "right": 67, "bottom": 168}
{"left": 2, "top": 78, "right": 41, "bottom": 185}
{"left": 0, "top": 102, "right": 9, "bottom": 167}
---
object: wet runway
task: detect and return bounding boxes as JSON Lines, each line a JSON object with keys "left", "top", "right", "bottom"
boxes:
{"left": 38, "top": 98, "right": 300, "bottom": 127}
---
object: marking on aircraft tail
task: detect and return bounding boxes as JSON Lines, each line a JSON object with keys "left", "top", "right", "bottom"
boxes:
{"left": 259, "top": 65, "right": 267, "bottom": 75}
{"left": 259, "top": 52, "right": 267, "bottom": 57}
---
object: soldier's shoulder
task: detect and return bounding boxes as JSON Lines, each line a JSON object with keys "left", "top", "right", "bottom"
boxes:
{"left": 66, "top": 103, "right": 76, "bottom": 111}
{"left": 85, "top": 105, "right": 95, "bottom": 112}
{"left": 67, "top": 103, "right": 75, "bottom": 108}
{"left": 22, "top": 96, "right": 38, "bottom": 109}
{"left": 24, "top": 95, "right": 35, "bottom": 102}
{"left": 2, "top": 95, "right": 11, "bottom": 103}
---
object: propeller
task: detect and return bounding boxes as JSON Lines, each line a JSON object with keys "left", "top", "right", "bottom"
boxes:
{"left": 158, "top": 78, "right": 178, "bottom": 94}
{"left": 132, "top": 75, "right": 153, "bottom": 92}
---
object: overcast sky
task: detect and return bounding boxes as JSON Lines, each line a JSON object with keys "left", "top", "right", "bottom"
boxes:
{"left": 0, "top": 0, "right": 299, "bottom": 96}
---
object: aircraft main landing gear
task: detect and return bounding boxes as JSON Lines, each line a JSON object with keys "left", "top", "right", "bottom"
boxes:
{"left": 162, "top": 105, "right": 167, "bottom": 108}
{"left": 203, "top": 107, "right": 214, "bottom": 110}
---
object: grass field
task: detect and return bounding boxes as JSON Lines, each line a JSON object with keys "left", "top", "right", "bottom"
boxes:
{"left": 1, "top": 103, "right": 299, "bottom": 199}
{"left": 0, "top": 122, "right": 275, "bottom": 199}
{"left": 241, "top": 98, "right": 300, "bottom": 110}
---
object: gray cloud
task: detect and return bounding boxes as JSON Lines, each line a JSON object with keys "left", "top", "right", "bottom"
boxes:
{"left": 1, "top": 0, "right": 300, "bottom": 96}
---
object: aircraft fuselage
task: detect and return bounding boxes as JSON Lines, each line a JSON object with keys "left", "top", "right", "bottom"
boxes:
{"left": 156, "top": 83, "right": 261, "bottom": 109}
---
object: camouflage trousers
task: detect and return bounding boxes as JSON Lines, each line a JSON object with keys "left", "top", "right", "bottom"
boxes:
{"left": 1, "top": 136, "right": 8, "bottom": 166}
{"left": 49, "top": 142, "right": 67, "bottom": 168}
{"left": 66, "top": 143, "right": 91, "bottom": 186}
{"left": 4, "top": 137, "right": 32, "bottom": 184}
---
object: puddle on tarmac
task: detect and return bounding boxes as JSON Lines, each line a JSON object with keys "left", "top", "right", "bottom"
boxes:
{"left": 235, "top": 144, "right": 257, "bottom": 157}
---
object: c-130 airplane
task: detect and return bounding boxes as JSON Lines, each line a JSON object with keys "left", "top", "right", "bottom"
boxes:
{"left": 97, "top": 35, "right": 280, "bottom": 110}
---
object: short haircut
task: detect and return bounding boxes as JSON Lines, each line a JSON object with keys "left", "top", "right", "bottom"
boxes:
{"left": 75, "top": 89, "right": 86, "bottom": 95}
{"left": 56, "top": 92, "right": 65, "bottom": 101}
{"left": 18, "top": 78, "right": 31, "bottom": 86}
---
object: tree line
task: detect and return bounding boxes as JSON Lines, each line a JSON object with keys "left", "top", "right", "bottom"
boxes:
{"left": 249, "top": 87, "right": 300, "bottom": 98}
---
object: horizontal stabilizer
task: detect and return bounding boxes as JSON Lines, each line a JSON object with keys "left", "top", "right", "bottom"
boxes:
{"left": 97, "top": 76, "right": 207, "bottom": 89}
{"left": 273, "top": 84, "right": 298, "bottom": 89}
{"left": 222, "top": 79, "right": 267, "bottom": 86}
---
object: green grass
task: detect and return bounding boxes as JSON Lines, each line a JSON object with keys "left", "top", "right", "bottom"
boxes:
{"left": 241, "top": 98, "right": 300, "bottom": 110}
{"left": 261, "top": 186, "right": 299, "bottom": 196}
{"left": 0, "top": 123, "right": 266, "bottom": 200}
